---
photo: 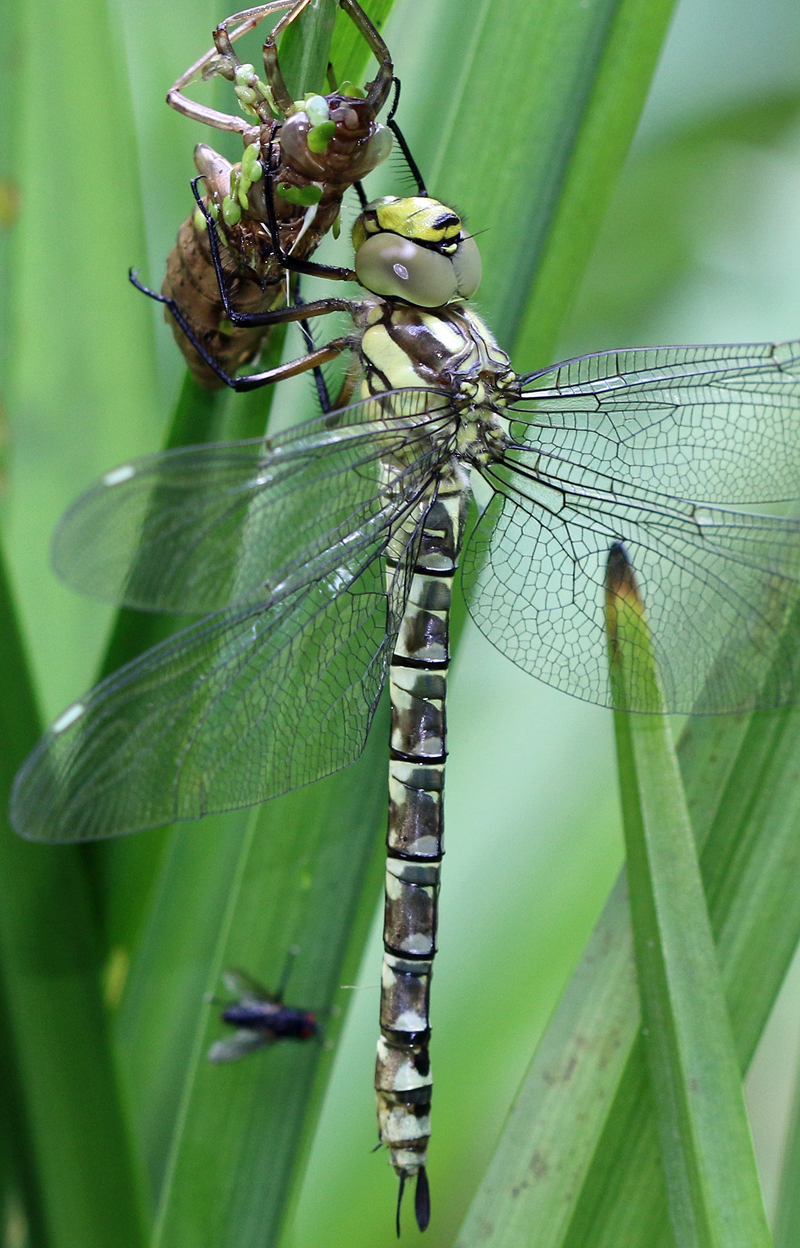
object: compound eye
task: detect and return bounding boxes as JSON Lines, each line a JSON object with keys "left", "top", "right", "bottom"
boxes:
{"left": 452, "top": 233, "right": 482, "bottom": 299}
{"left": 355, "top": 235, "right": 457, "bottom": 306}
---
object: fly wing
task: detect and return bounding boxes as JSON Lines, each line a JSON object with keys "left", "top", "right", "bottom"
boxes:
{"left": 11, "top": 499, "right": 428, "bottom": 843}
{"left": 52, "top": 390, "right": 449, "bottom": 613}
{"left": 208, "top": 1031, "right": 276, "bottom": 1063}
{"left": 464, "top": 340, "right": 800, "bottom": 714}
{"left": 222, "top": 969, "right": 275, "bottom": 1005}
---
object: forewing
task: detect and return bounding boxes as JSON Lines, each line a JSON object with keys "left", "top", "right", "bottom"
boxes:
{"left": 52, "top": 391, "right": 450, "bottom": 613}
{"left": 208, "top": 1031, "right": 275, "bottom": 1063}
{"left": 11, "top": 509, "right": 425, "bottom": 842}
{"left": 516, "top": 339, "right": 800, "bottom": 505}
{"left": 222, "top": 969, "right": 274, "bottom": 1005}
{"left": 465, "top": 339, "right": 800, "bottom": 714}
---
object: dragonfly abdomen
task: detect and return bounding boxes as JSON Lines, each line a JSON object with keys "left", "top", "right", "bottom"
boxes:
{"left": 376, "top": 475, "right": 468, "bottom": 1231}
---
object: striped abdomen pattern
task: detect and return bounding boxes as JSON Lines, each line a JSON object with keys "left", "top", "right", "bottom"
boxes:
{"left": 375, "top": 472, "right": 468, "bottom": 1226}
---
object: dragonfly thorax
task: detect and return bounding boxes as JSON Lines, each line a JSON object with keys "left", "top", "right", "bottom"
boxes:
{"left": 357, "top": 299, "right": 513, "bottom": 399}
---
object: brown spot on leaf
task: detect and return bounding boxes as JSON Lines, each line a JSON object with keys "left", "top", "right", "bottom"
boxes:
{"left": 529, "top": 1150, "right": 549, "bottom": 1178}
{"left": 0, "top": 179, "right": 19, "bottom": 229}
{"left": 562, "top": 1056, "right": 578, "bottom": 1082}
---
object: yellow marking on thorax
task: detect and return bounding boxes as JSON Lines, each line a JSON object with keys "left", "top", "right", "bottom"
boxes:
{"left": 361, "top": 324, "right": 424, "bottom": 392}
{"left": 418, "top": 313, "right": 466, "bottom": 357}
{"left": 461, "top": 308, "right": 511, "bottom": 371}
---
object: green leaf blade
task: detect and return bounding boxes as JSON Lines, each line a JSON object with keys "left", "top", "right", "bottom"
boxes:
{"left": 329, "top": 0, "right": 395, "bottom": 89}
{"left": 454, "top": 872, "right": 639, "bottom": 1248}
{"left": 615, "top": 708, "right": 772, "bottom": 1248}
{"left": 774, "top": 1070, "right": 800, "bottom": 1248}
{"left": 512, "top": 0, "right": 680, "bottom": 366}
{"left": 559, "top": 706, "right": 800, "bottom": 1248}
{"left": 278, "top": 0, "right": 340, "bottom": 100}
{"left": 609, "top": 553, "right": 771, "bottom": 1248}
{"left": 457, "top": 582, "right": 798, "bottom": 1247}
{"left": 0, "top": 549, "right": 147, "bottom": 1248}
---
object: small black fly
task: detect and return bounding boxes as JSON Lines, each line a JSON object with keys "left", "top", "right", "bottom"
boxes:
{"left": 208, "top": 953, "right": 318, "bottom": 1063}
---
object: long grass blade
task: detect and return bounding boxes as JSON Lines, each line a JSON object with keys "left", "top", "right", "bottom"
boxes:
{"left": 557, "top": 723, "right": 800, "bottom": 1248}
{"left": 510, "top": 0, "right": 681, "bottom": 367}
{"left": 606, "top": 548, "right": 771, "bottom": 1248}
{"left": 0, "top": 549, "right": 146, "bottom": 1248}
{"left": 329, "top": 0, "right": 395, "bottom": 87}
{"left": 0, "top": 0, "right": 20, "bottom": 397}
{"left": 387, "top": 0, "right": 676, "bottom": 355}
{"left": 774, "top": 1066, "right": 800, "bottom": 1248}
{"left": 1, "top": 0, "right": 158, "bottom": 1237}
{"left": 0, "top": 961, "right": 50, "bottom": 1248}
{"left": 8, "top": 0, "right": 162, "bottom": 729}
{"left": 456, "top": 590, "right": 800, "bottom": 1246}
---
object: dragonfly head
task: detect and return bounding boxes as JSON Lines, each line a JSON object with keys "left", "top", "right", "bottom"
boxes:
{"left": 352, "top": 195, "right": 481, "bottom": 306}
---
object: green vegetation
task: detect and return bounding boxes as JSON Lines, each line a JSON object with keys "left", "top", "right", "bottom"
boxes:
{"left": 2, "top": 0, "right": 800, "bottom": 1246}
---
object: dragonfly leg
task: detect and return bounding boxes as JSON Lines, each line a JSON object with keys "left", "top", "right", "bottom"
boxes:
{"left": 294, "top": 280, "right": 333, "bottom": 412}
{"left": 385, "top": 78, "right": 427, "bottom": 197}
{"left": 275, "top": 945, "right": 300, "bottom": 1002}
{"left": 353, "top": 178, "right": 368, "bottom": 210}
{"left": 262, "top": 143, "right": 360, "bottom": 283}
{"left": 189, "top": 177, "right": 357, "bottom": 328}
{"left": 130, "top": 268, "right": 348, "bottom": 392}
{"left": 261, "top": 0, "right": 316, "bottom": 112}
{"left": 167, "top": 1, "right": 298, "bottom": 132}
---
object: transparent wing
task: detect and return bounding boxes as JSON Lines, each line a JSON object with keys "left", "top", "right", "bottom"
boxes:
{"left": 11, "top": 506, "right": 425, "bottom": 842}
{"left": 516, "top": 339, "right": 800, "bottom": 505}
{"left": 222, "top": 969, "right": 275, "bottom": 1005}
{"left": 464, "top": 454, "right": 800, "bottom": 715}
{"left": 208, "top": 1031, "right": 275, "bottom": 1063}
{"left": 53, "top": 391, "right": 452, "bottom": 613}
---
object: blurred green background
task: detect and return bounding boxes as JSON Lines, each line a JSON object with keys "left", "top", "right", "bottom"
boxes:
{"left": 3, "top": 0, "right": 800, "bottom": 1244}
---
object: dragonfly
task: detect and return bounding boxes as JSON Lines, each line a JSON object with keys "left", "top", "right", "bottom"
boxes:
{"left": 159, "top": 0, "right": 425, "bottom": 386}
{"left": 11, "top": 181, "right": 800, "bottom": 1233}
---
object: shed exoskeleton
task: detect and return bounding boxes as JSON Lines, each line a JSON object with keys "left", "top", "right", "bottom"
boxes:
{"left": 159, "top": 0, "right": 425, "bottom": 387}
